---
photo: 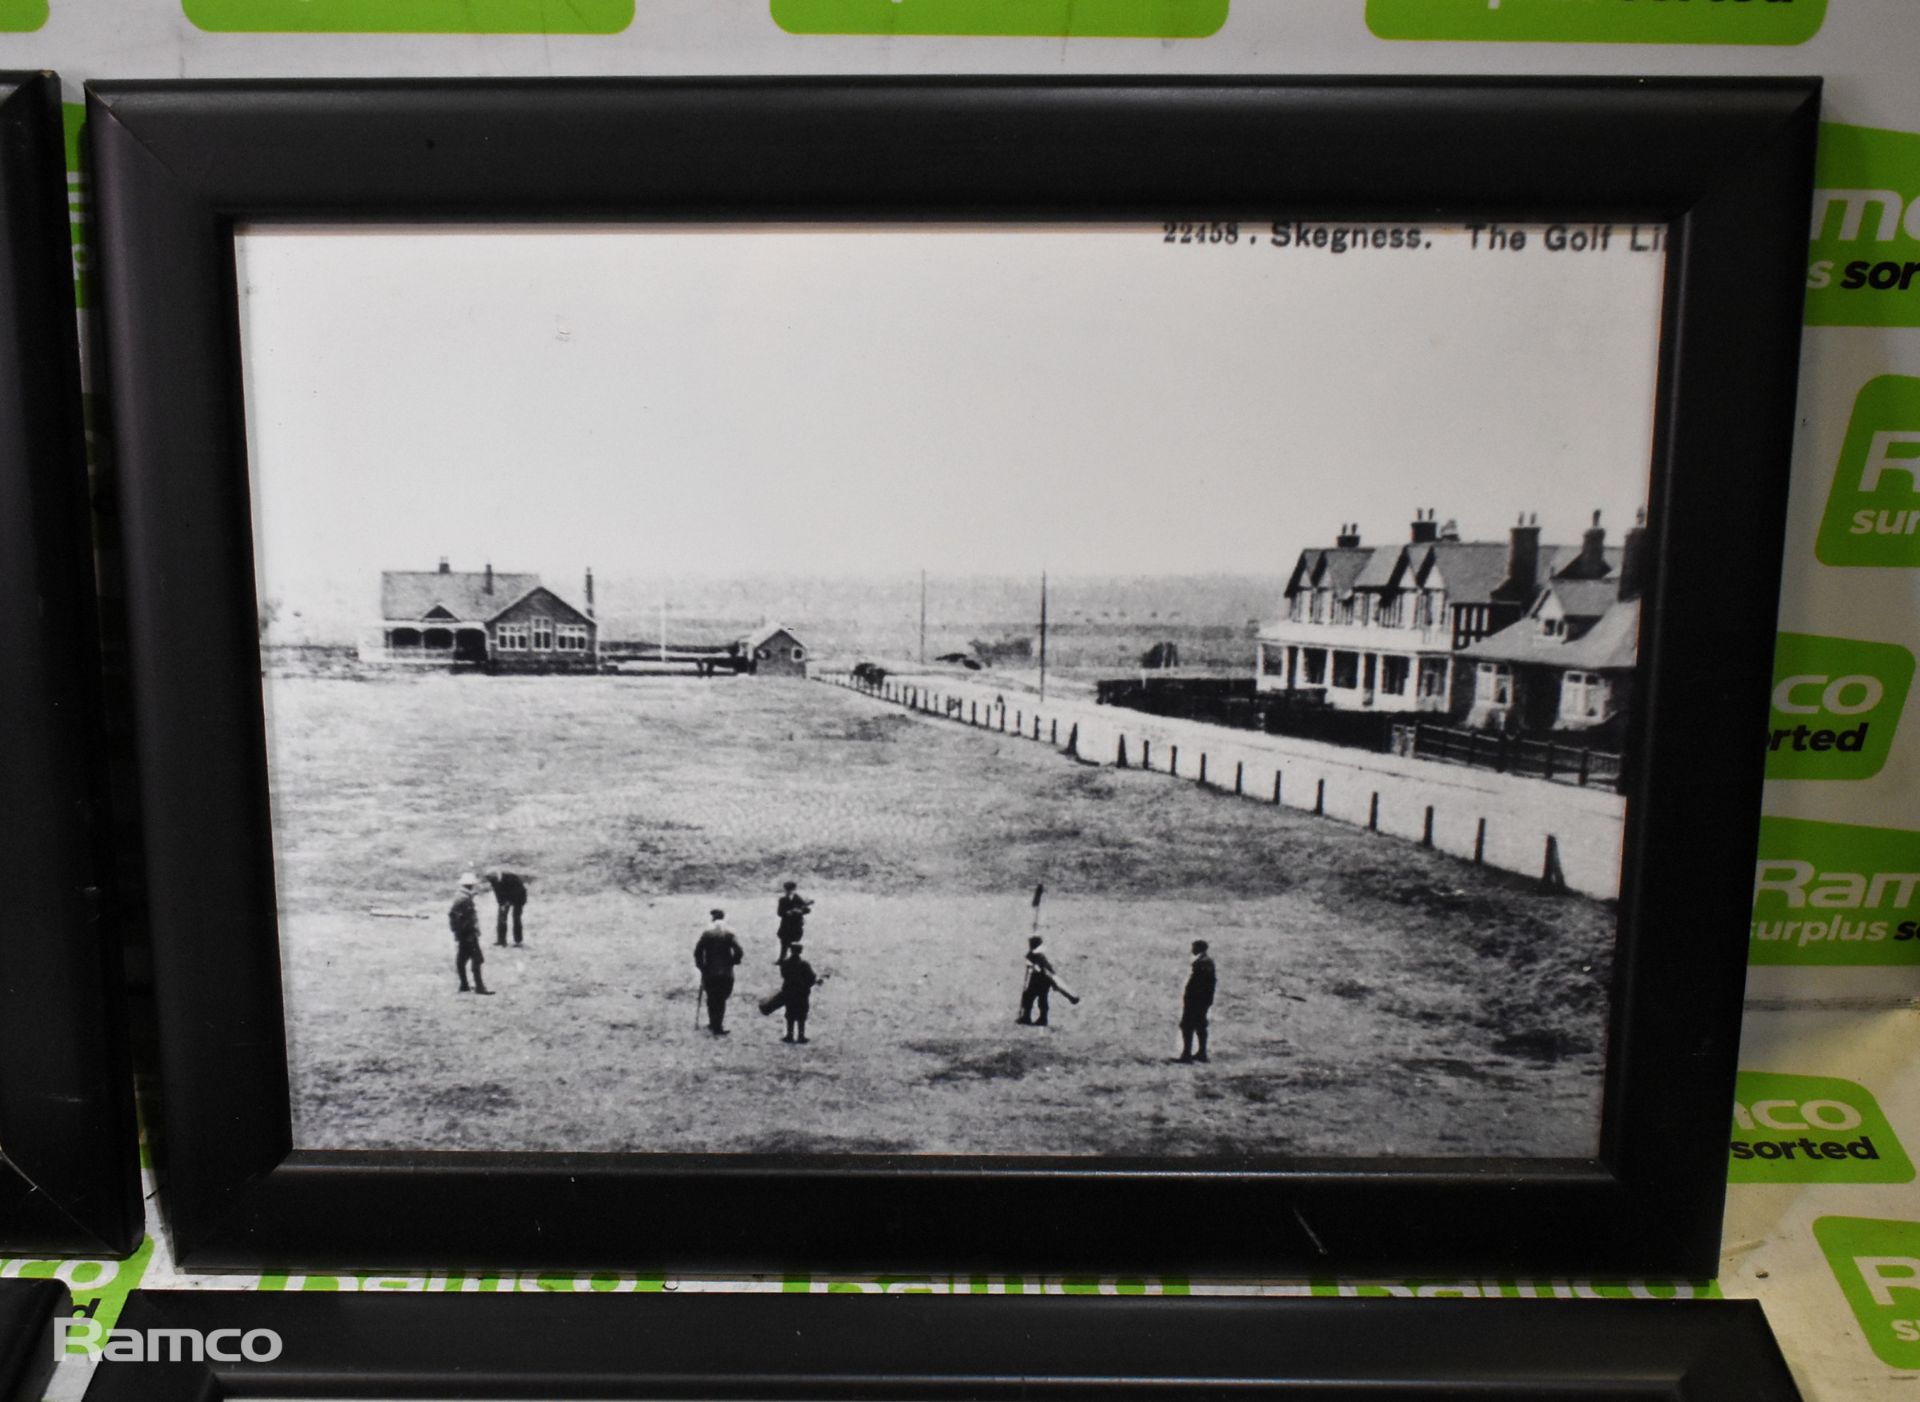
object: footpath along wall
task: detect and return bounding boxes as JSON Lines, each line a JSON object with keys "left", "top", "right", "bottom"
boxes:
{"left": 10, "top": 3, "right": 1920, "bottom": 1401}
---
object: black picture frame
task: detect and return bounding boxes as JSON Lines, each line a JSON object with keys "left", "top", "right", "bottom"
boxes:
{"left": 0, "top": 70, "right": 142, "bottom": 1259}
{"left": 0, "top": 1278, "right": 65, "bottom": 1402}
{"left": 87, "top": 76, "right": 1817, "bottom": 1277}
{"left": 80, "top": 1292, "right": 1804, "bottom": 1401}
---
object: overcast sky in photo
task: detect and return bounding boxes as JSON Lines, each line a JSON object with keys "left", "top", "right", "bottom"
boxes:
{"left": 235, "top": 222, "right": 1665, "bottom": 622}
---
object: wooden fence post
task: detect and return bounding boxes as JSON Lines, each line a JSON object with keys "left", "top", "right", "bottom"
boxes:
{"left": 970, "top": 701, "right": 977, "bottom": 725}
{"left": 1577, "top": 749, "right": 1591, "bottom": 786}
{"left": 1117, "top": 734, "right": 1129, "bottom": 768}
{"left": 1142, "top": 740, "right": 1152, "bottom": 771}
{"left": 1051, "top": 718, "right": 1059, "bottom": 745}
{"left": 1422, "top": 805, "right": 1434, "bottom": 848}
{"left": 1065, "top": 722, "right": 1079, "bottom": 759}
{"left": 1015, "top": 709, "right": 1022, "bottom": 733}
{"left": 1473, "top": 817, "right": 1487, "bottom": 865}
{"left": 1368, "top": 791, "right": 1379, "bottom": 830}
{"left": 1170, "top": 744, "right": 1179, "bottom": 776}
{"left": 1198, "top": 753, "right": 1208, "bottom": 786}
{"left": 1314, "top": 778, "right": 1325, "bottom": 815}
{"left": 1542, "top": 835, "right": 1567, "bottom": 891}
{"left": 1234, "top": 761, "right": 1244, "bottom": 796}
{"left": 1273, "top": 771, "right": 1283, "bottom": 805}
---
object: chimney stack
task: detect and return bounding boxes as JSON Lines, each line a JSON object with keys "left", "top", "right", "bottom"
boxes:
{"left": 1572, "top": 509, "right": 1608, "bottom": 579}
{"left": 437, "top": 556, "right": 450, "bottom": 574}
{"left": 1618, "top": 507, "right": 1648, "bottom": 602}
{"left": 1335, "top": 522, "right": 1361, "bottom": 549}
{"left": 1438, "top": 518, "right": 1460, "bottom": 542}
{"left": 584, "top": 566, "right": 596, "bottom": 619}
{"left": 484, "top": 561, "right": 494, "bottom": 595}
{"left": 1410, "top": 507, "right": 1439, "bottom": 545}
{"left": 1507, "top": 512, "right": 1541, "bottom": 594}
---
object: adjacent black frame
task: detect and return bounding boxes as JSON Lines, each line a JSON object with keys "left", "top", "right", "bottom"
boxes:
{"left": 0, "top": 1279, "right": 64, "bottom": 1402}
{"left": 82, "top": 1292, "right": 1804, "bottom": 1401}
{"left": 87, "top": 76, "right": 1818, "bottom": 1276}
{"left": 0, "top": 70, "right": 142, "bottom": 1259}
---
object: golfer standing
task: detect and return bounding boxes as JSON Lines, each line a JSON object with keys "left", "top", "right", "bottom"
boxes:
{"left": 1179, "top": 940, "right": 1216, "bottom": 1063}
{"left": 693, "top": 909, "right": 743, "bottom": 1036}
{"left": 450, "top": 872, "right": 493, "bottom": 996}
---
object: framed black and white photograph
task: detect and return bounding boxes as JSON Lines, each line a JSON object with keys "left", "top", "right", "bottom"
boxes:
{"left": 78, "top": 1292, "right": 1805, "bottom": 1401}
{"left": 0, "top": 70, "right": 142, "bottom": 1259}
{"left": 89, "top": 76, "right": 1817, "bottom": 1274}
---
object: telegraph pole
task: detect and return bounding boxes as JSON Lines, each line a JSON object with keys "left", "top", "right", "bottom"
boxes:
{"left": 1039, "top": 569, "right": 1048, "bottom": 703}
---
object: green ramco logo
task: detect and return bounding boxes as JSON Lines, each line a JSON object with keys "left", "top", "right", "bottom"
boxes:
{"left": 1750, "top": 818, "right": 1920, "bottom": 964}
{"left": 1730, "top": 1072, "right": 1913, "bottom": 1183}
{"left": 1766, "top": 633, "right": 1912, "bottom": 779}
{"left": 1815, "top": 1217, "right": 1920, "bottom": 1366}
{"left": 1818, "top": 377, "right": 1920, "bottom": 565}
{"left": 1806, "top": 125, "right": 1920, "bottom": 328}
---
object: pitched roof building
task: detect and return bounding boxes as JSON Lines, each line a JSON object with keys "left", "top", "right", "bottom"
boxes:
{"left": 367, "top": 558, "right": 598, "bottom": 671}
{"left": 1257, "top": 509, "right": 1643, "bottom": 732}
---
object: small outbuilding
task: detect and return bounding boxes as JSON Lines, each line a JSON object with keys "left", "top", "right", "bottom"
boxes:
{"left": 741, "top": 623, "right": 808, "bottom": 677}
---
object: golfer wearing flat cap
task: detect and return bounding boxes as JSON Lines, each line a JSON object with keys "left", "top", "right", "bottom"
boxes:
{"left": 693, "top": 909, "right": 743, "bottom": 1035}
{"left": 450, "top": 872, "right": 492, "bottom": 995}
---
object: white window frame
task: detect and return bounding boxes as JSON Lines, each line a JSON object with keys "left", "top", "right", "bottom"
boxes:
{"left": 496, "top": 624, "right": 530, "bottom": 652}
{"left": 1562, "top": 670, "right": 1606, "bottom": 721}
{"left": 1477, "top": 661, "right": 1512, "bottom": 708}
{"left": 556, "top": 624, "right": 588, "bottom": 652}
{"left": 531, "top": 618, "right": 555, "bottom": 651}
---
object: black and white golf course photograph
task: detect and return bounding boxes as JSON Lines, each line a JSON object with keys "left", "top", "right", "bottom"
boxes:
{"left": 237, "top": 219, "right": 1665, "bottom": 1160}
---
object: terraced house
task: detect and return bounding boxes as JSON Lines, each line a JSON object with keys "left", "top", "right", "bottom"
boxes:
{"left": 1257, "top": 509, "right": 1642, "bottom": 736}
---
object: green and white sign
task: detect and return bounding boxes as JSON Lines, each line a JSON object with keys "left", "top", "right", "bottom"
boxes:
{"left": 1751, "top": 817, "right": 1920, "bottom": 965}
{"left": 183, "top": 0, "right": 632, "bottom": 33}
{"left": 1816, "top": 1217, "right": 1920, "bottom": 1367}
{"left": 1766, "top": 633, "right": 1913, "bottom": 780}
{"left": 1819, "top": 376, "right": 1920, "bottom": 565}
{"left": 771, "top": 0, "right": 1228, "bottom": 35}
{"left": 1807, "top": 126, "right": 1920, "bottom": 329}
{"left": 0, "top": 0, "right": 44, "bottom": 30}
{"left": 1731, "top": 1072, "right": 1914, "bottom": 1183}
{"left": 1365, "top": 0, "right": 1824, "bottom": 46}
{"left": 1320, "top": 1278, "right": 1712, "bottom": 1299}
